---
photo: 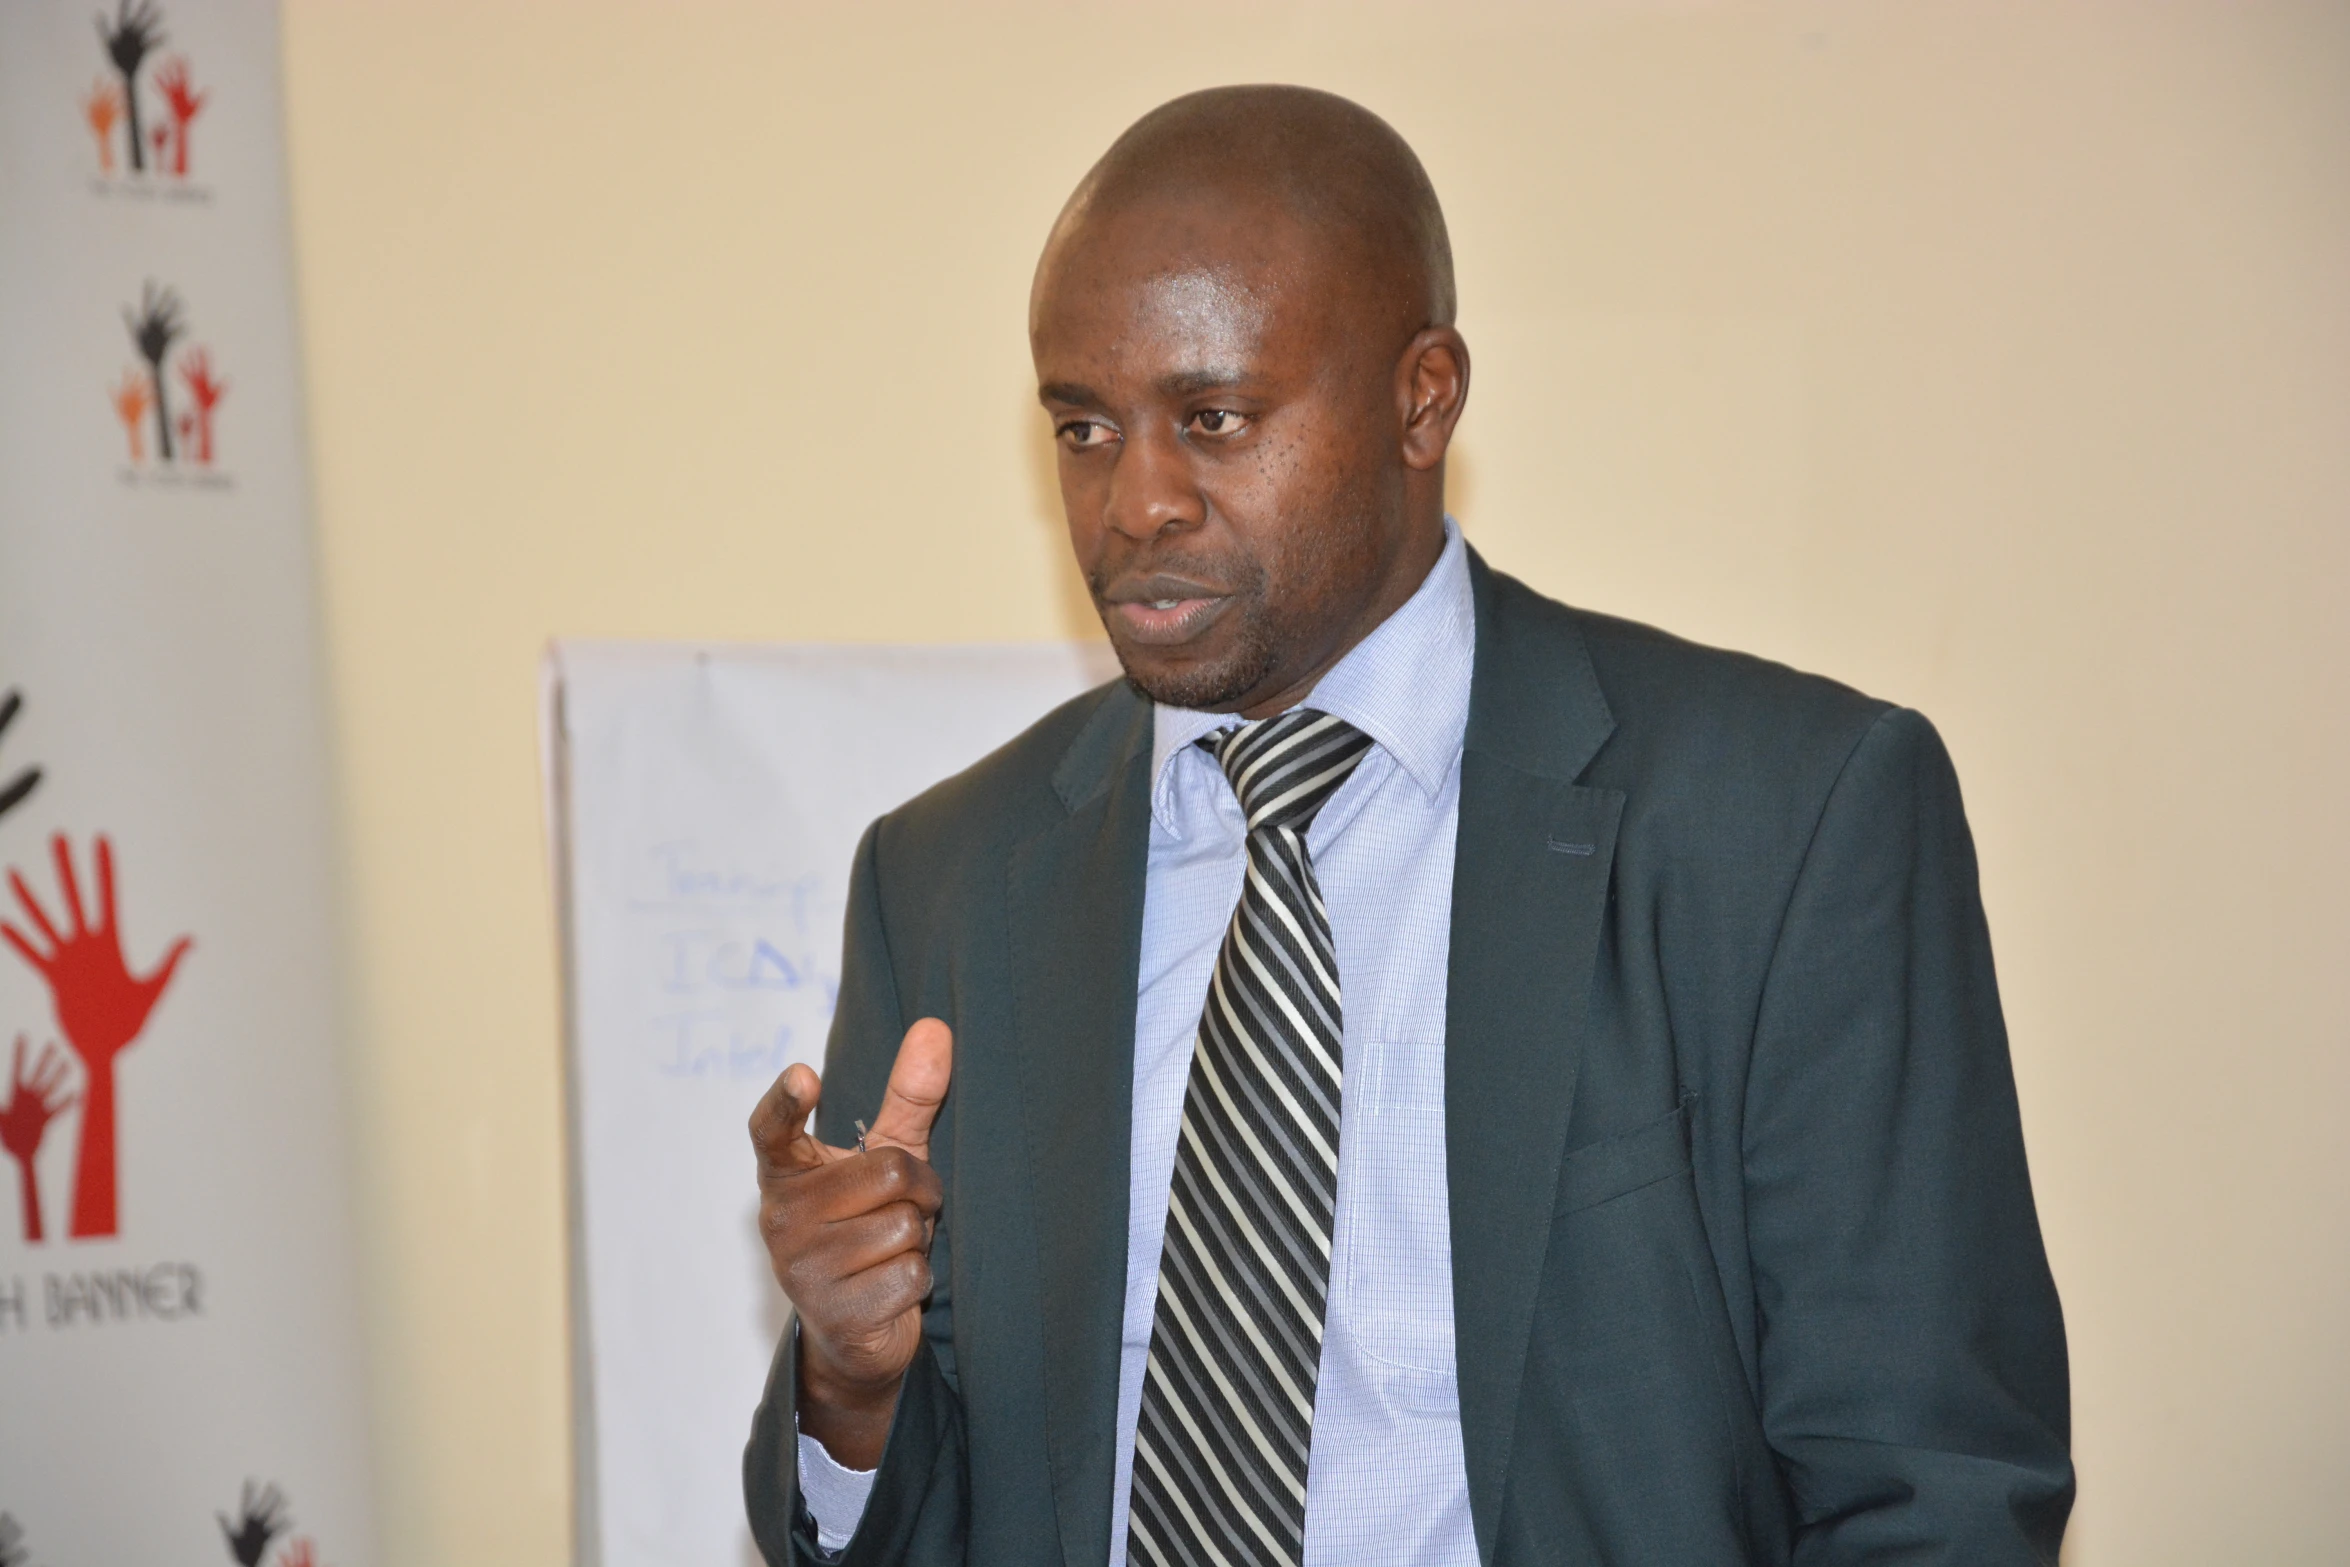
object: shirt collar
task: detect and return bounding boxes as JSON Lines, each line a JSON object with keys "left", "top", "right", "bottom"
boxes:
{"left": 1149, "top": 517, "right": 1475, "bottom": 832}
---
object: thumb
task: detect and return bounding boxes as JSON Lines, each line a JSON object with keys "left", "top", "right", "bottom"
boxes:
{"left": 866, "top": 1017, "right": 953, "bottom": 1162}
{"left": 139, "top": 935, "right": 193, "bottom": 1003}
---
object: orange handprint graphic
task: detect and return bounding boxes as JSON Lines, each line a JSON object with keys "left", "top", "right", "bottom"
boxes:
{"left": 0, "top": 1038, "right": 76, "bottom": 1244}
{"left": 2, "top": 834, "right": 191, "bottom": 1238}
{"left": 110, "top": 368, "right": 152, "bottom": 462}
{"left": 83, "top": 79, "right": 123, "bottom": 174}
{"left": 179, "top": 348, "right": 228, "bottom": 465}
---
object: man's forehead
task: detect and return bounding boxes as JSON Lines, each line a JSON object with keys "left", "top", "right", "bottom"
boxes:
{"left": 1033, "top": 263, "right": 1326, "bottom": 400}
{"left": 1033, "top": 214, "right": 1346, "bottom": 378}
{"left": 1039, "top": 186, "right": 1331, "bottom": 307}
{"left": 1052, "top": 265, "right": 1272, "bottom": 337}
{"left": 1133, "top": 269, "right": 1271, "bottom": 332}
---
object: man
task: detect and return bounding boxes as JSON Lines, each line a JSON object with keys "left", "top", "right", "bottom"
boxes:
{"left": 744, "top": 85, "right": 2071, "bottom": 1567}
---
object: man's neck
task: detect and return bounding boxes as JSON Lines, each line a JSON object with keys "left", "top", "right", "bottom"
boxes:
{"left": 1232, "top": 519, "right": 1449, "bottom": 719}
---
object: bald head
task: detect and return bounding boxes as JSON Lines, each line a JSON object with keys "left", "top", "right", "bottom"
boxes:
{"left": 1031, "top": 86, "right": 1471, "bottom": 718}
{"left": 1041, "top": 84, "right": 1455, "bottom": 335}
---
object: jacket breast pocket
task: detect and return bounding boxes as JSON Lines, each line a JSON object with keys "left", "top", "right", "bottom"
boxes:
{"left": 1552, "top": 1098, "right": 1692, "bottom": 1218}
{"left": 1337, "top": 1036, "right": 1458, "bottom": 1377}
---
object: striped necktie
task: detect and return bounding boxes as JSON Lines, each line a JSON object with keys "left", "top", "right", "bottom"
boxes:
{"left": 1127, "top": 708, "right": 1375, "bottom": 1567}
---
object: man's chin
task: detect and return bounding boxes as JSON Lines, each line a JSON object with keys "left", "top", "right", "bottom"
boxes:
{"left": 1112, "top": 641, "right": 1276, "bottom": 713}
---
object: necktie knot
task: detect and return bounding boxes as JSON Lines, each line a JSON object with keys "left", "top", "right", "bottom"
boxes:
{"left": 1206, "top": 708, "right": 1374, "bottom": 834}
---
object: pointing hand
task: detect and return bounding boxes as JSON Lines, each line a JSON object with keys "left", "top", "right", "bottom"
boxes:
{"left": 748, "top": 1018, "right": 952, "bottom": 1470}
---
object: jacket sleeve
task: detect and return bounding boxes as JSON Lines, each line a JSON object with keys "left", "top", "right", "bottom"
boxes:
{"left": 745, "top": 819, "right": 970, "bottom": 1565}
{"left": 1744, "top": 708, "right": 2074, "bottom": 1564}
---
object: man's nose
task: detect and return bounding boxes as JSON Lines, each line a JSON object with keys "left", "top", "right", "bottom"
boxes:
{"left": 1103, "top": 423, "right": 1202, "bottom": 541}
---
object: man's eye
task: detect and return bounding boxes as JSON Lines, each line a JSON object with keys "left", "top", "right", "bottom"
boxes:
{"left": 1058, "top": 420, "right": 1117, "bottom": 448}
{"left": 1191, "top": 409, "right": 1246, "bottom": 436}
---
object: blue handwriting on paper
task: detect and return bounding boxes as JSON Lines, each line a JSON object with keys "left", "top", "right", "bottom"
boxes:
{"left": 633, "top": 842, "right": 842, "bottom": 1081}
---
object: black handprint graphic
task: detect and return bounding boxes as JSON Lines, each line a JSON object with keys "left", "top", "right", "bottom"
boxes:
{"left": 95, "top": 0, "right": 165, "bottom": 174}
{"left": 125, "top": 283, "right": 186, "bottom": 464}
{"left": 0, "top": 691, "right": 38, "bottom": 824}
{"left": 0, "top": 1510, "right": 28, "bottom": 1567}
{"left": 217, "top": 1480, "right": 288, "bottom": 1567}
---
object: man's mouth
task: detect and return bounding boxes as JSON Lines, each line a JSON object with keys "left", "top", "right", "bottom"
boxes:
{"left": 1101, "top": 575, "right": 1235, "bottom": 647}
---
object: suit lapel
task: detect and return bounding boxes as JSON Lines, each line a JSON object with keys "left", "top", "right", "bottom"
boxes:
{"left": 1447, "top": 554, "right": 1624, "bottom": 1563}
{"left": 1006, "top": 688, "right": 1154, "bottom": 1567}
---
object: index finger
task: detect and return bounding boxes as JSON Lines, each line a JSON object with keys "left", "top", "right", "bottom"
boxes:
{"left": 747, "top": 1061, "right": 831, "bottom": 1176}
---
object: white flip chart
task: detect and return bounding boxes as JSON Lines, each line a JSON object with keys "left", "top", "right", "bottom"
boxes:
{"left": 543, "top": 640, "right": 1118, "bottom": 1567}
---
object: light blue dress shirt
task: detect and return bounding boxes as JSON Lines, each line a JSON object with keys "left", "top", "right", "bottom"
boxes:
{"left": 803, "top": 520, "right": 1479, "bottom": 1565}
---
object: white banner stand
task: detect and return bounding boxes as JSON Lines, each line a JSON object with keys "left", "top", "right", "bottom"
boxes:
{"left": 0, "top": 2, "right": 375, "bottom": 1561}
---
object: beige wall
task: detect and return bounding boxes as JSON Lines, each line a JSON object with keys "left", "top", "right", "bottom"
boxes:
{"left": 279, "top": 2, "right": 2348, "bottom": 1562}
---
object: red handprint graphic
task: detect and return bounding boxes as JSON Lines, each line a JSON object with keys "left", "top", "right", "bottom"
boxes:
{"left": 153, "top": 56, "right": 207, "bottom": 178}
{"left": 0, "top": 1038, "right": 76, "bottom": 1243}
{"left": 179, "top": 348, "right": 228, "bottom": 466}
{"left": 278, "top": 1536, "right": 320, "bottom": 1567}
{"left": 2, "top": 835, "right": 191, "bottom": 1239}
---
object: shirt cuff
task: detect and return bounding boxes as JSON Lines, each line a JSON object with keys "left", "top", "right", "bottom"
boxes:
{"left": 796, "top": 1413, "right": 878, "bottom": 1553}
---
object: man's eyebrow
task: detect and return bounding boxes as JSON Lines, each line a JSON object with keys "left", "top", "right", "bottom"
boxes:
{"left": 1157, "top": 368, "right": 1253, "bottom": 399}
{"left": 1037, "top": 369, "right": 1258, "bottom": 407}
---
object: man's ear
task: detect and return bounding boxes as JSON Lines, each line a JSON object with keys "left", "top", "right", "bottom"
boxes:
{"left": 1398, "top": 327, "right": 1471, "bottom": 471}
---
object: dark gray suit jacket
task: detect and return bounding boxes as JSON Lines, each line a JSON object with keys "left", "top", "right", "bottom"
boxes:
{"left": 746, "top": 553, "right": 2072, "bottom": 1566}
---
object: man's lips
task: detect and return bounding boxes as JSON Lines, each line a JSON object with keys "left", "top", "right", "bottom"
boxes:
{"left": 1100, "top": 575, "right": 1233, "bottom": 647}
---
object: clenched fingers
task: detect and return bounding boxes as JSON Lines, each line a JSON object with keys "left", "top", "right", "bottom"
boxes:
{"left": 817, "top": 1250, "right": 936, "bottom": 1341}
{"left": 762, "top": 1144, "right": 940, "bottom": 1240}
{"left": 788, "top": 1200, "right": 934, "bottom": 1288}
